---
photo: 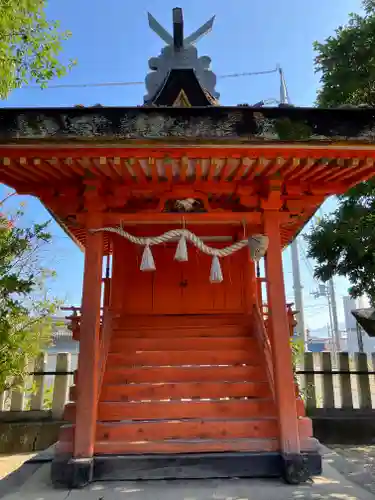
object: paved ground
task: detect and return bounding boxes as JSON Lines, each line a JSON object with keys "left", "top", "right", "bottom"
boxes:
{"left": 1, "top": 452, "right": 375, "bottom": 500}
{"left": 0, "top": 453, "right": 35, "bottom": 480}
{"left": 328, "top": 444, "right": 375, "bottom": 495}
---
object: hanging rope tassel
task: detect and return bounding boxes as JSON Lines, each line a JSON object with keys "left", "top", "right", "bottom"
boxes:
{"left": 174, "top": 234, "right": 189, "bottom": 262}
{"left": 210, "top": 255, "right": 223, "bottom": 283}
{"left": 140, "top": 242, "right": 156, "bottom": 271}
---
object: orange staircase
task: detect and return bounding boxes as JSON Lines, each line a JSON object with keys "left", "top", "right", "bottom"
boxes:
{"left": 59, "top": 313, "right": 314, "bottom": 456}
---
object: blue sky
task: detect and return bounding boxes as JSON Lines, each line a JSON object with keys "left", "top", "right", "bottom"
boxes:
{"left": 0, "top": 0, "right": 365, "bottom": 330}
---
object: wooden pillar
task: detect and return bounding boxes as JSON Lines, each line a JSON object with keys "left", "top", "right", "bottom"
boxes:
{"left": 74, "top": 223, "right": 104, "bottom": 460}
{"left": 244, "top": 250, "right": 257, "bottom": 313}
{"left": 264, "top": 211, "right": 300, "bottom": 456}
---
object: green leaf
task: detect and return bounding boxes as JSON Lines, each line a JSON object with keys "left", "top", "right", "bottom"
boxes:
{"left": 0, "top": 0, "right": 75, "bottom": 99}
{"left": 0, "top": 204, "right": 59, "bottom": 391}
{"left": 315, "top": 1, "right": 375, "bottom": 107}
{"left": 307, "top": 2, "right": 375, "bottom": 306}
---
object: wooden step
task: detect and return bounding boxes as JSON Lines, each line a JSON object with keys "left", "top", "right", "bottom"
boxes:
{"left": 100, "top": 381, "right": 271, "bottom": 401}
{"left": 64, "top": 399, "right": 275, "bottom": 422}
{"left": 110, "top": 337, "right": 255, "bottom": 352}
{"left": 103, "top": 365, "right": 267, "bottom": 384}
{"left": 94, "top": 438, "right": 279, "bottom": 454}
{"left": 96, "top": 418, "right": 278, "bottom": 441}
{"left": 58, "top": 417, "right": 311, "bottom": 446}
{"left": 113, "top": 325, "right": 251, "bottom": 338}
{"left": 107, "top": 350, "right": 256, "bottom": 367}
{"left": 113, "top": 314, "right": 250, "bottom": 330}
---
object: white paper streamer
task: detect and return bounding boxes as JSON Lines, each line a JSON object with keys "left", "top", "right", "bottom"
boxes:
{"left": 210, "top": 255, "right": 223, "bottom": 283}
{"left": 140, "top": 244, "right": 156, "bottom": 271}
{"left": 174, "top": 235, "right": 188, "bottom": 262}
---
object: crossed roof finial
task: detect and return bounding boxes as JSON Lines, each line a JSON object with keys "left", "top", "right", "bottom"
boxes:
{"left": 147, "top": 7, "right": 215, "bottom": 49}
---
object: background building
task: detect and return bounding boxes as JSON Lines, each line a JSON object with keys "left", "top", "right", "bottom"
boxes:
{"left": 343, "top": 295, "right": 375, "bottom": 353}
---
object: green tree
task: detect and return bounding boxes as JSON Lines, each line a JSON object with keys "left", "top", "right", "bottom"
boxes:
{"left": 0, "top": 0, "right": 75, "bottom": 99}
{"left": 0, "top": 201, "right": 59, "bottom": 392}
{"left": 306, "top": 181, "right": 375, "bottom": 304}
{"left": 314, "top": 0, "right": 375, "bottom": 107}
{"left": 306, "top": 1, "right": 375, "bottom": 303}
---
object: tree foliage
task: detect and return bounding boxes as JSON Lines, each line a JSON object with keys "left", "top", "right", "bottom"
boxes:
{"left": 0, "top": 204, "right": 59, "bottom": 392}
{"left": 314, "top": 0, "right": 375, "bottom": 107}
{"left": 305, "top": 180, "right": 375, "bottom": 304}
{"left": 0, "top": 0, "right": 75, "bottom": 99}
{"left": 306, "top": 1, "right": 375, "bottom": 303}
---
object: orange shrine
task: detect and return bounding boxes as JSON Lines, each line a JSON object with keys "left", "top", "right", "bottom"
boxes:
{"left": 1, "top": 8, "right": 375, "bottom": 488}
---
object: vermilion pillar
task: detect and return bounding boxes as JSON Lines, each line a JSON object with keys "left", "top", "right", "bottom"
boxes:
{"left": 73, "top": 221, "right": 103, "bottom": 470}
{"left": 263, "top": 211, "right": 300, "bottom": 456}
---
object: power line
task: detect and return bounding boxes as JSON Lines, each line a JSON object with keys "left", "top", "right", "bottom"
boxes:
{"left": 25, "top": 67, "right": 278, "bottom": 90}
{"left": 218, "top": 68, "right": 278, "bottom": 80}
{"left": 299, "top": 239, "right": 317, "bottom": 281}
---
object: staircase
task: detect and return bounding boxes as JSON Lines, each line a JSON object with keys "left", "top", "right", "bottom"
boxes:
{"left": 60, "top": 314, "right": 312, "bottom": 456}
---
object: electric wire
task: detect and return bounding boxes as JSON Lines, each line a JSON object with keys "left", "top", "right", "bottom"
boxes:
{"left": 25, "top": 67, "right": 279, "bottom": 90}
{"left": 299, "top": 238, "right": 318, "bottom": 282}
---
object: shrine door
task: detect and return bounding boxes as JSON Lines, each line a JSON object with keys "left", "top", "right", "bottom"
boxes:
{"left": 111, "top": 238, "right": 247, "bottom": 315}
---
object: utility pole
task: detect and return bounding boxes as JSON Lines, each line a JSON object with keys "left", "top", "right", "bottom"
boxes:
{"left": 328, "top": 278, "right": 341, "bottom": 351}
{"left": 291, "top": 238, "right": 306, "bottom": 346}
{"left": 312, "top": 282, "right": 340, "bottom": 352}
{"left": 356, "top": 322, "right": 364, "bottom": 353}
{"left": 278, "top": 66, "right": 307, "bottom": 348}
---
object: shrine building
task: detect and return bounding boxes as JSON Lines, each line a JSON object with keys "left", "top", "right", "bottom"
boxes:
{"left": 1, "top": 7, "right": 375, "bottom": 488}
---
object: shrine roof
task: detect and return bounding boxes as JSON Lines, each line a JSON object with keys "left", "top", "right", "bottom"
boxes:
{"left": 145, "top": 69, "right": 218, "bottom": 106}
{"left": 0, "top": 104, "right": 375, "bottom": 251}
{"left": 0, "top": 104, "right": 374, "bottom": 144}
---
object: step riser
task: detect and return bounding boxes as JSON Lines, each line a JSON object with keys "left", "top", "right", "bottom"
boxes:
{"left": 59, "top": 419, "right": 313, "bottom": 449}
{"left": 110, "top": 337, "right": 255, "bottom": 351}
{"left": 100, "top": 382, "right": 271, "bottom": 401}
{"left": 64, "top": 399, "right": 276, "bottom": 422}
{"left": 61, "top": 418, "right": 314, "bottom": 442}
{"left": 56, "top": 438, "right": 279, "bottom": 455}
{"left": 60, "top": 419, "right": 279, "bottom": 442}
{"left": 70, "top": 381, "right": 270, "bottom": 402}
{"left": 94, "top": 439, "right": 279, "bottom": 454}
{"left": 103, "top": 366, "right": 267, "bottom": 384}
{"left": 56, "top": 437, "right": 318, "bottom": 456}
{"left": 113, "top": 315, "right": 251, "bottom": 330}
{"left": 113, "top": 326, "right": 252, "bottom": 338}
{"left": 107, "top": 350, "right": 258, "bottom": 366}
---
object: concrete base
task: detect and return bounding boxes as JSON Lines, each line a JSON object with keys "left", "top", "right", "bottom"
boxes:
{"left": 51, "top": 456, "right": 93, "bottom": 489}
{"left": 51, "top": 451, "right": 322, "bottom": 488}
{"left": 281, "top": 453, "right": 311, "bottom": 484}
{"left": 0, "top": 421, "right": 62, "bottom": 454}
{"left": 310, "top": 409, "right": 375, "bottom": 444}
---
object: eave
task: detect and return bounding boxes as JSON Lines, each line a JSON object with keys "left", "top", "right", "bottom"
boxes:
{"left": 0, "top": 105, "right": 375, "bottom": 251}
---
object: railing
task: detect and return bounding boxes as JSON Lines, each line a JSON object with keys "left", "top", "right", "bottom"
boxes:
{"left": 252, "top": 304, "right": 275, "bottom": 398}
{"left": 62, "top": 306, "right": 107, "bottom": 341}
{"left": 97, "top": 309, "right": 115, "bottom": 401}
